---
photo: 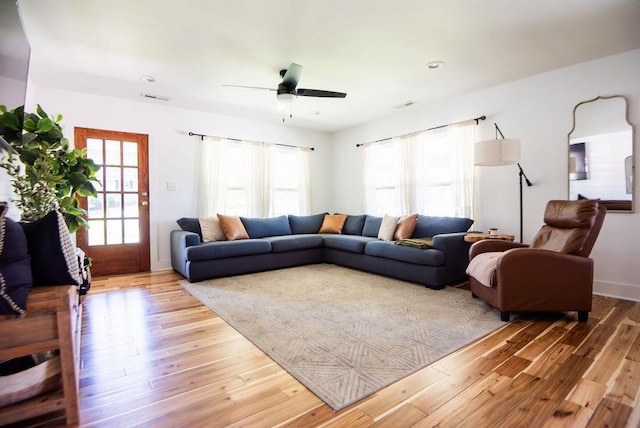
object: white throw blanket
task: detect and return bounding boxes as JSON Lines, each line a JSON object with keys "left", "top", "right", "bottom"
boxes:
{"left": 466, "top": 252, "right": 504, "bottom": 287}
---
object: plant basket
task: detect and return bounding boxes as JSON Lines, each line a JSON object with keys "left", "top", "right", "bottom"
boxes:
{"left": 0, "top": 356, "right": 62, "bottom": 408}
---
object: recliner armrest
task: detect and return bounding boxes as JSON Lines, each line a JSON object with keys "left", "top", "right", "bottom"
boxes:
{"left": 497, "top": 248, "right": 594, "bottom": 312}
{"left": 469, "top": 240, "right": 528, "bottom": 259}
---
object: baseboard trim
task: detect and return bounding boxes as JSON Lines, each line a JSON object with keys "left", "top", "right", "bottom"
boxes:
{"left": 593, "top": 280, "right": 640, "bottom": 302}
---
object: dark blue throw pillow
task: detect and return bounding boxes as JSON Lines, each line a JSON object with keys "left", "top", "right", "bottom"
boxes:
{"left": 362, "top": 216, "right": 383, "bottom": 237}
{"left": 0, "top": 203, "right": 32, "bottom": 316}
{"left": 240, "top": 215, "right": 292, "bottom": 239}
{"left": 288, "top": 213, "right": 327, "bottom": 234}
{"left": 339, "top": 214, "right": 367, "bottom": 235}
{"left": 21, "top": 210, "right": 81, "bottom": 287}
{"left": 177, "top": 217, "right": 203, "bottom": 239}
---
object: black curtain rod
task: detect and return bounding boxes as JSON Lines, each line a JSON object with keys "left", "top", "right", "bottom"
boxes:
{"left": 355, "top": 115, "right": 486, "bottom": 147}
{"left": 188, "top": 132, "right": 314, "bottom": 151}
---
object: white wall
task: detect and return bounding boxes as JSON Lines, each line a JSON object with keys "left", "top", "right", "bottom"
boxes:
{"left": 25, "top": 87, "right": 333, "bottom": 271}
{"left": 331, "top": 49, "right": 640, "bottom": 301}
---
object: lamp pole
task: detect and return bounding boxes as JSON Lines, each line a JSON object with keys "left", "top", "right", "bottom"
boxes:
{"left": 517, "top": 163, "right": 532, "bottom": 243}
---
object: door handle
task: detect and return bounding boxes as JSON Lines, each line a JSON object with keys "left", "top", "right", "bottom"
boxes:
{"left": 141, "top": 201, "right": 149, "bottom": 206}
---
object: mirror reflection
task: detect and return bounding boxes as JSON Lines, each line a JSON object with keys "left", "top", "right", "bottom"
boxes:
{"left": 569, "top": 95, "right": 634, "bottom": 212}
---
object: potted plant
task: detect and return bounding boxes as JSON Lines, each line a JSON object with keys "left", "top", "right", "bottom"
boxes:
{"left": 0, "top": 104, "right": 100, "bottom": 233}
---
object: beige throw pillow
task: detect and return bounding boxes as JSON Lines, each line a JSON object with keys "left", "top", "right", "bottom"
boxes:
{"left": 199, "top": 216, "right": 227, "bottom": 242}
{"left": 378, "top": 214, "right": 399, "bottom": 241}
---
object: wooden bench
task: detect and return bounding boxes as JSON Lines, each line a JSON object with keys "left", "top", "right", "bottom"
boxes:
{"left": 0, "top": 285, "right": 81, "bottom": 425}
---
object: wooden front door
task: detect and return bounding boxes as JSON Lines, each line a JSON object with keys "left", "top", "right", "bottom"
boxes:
{"left": 75, "top": 128, "right": 150, "bottom": 277}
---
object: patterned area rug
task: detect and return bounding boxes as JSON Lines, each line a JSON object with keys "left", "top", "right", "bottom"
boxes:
{"left": 180, "top": 264, "right": 504, "bottom": 411}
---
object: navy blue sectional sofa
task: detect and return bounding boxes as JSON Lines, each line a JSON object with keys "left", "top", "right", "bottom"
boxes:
{"left": 170, "top": 213, "right": 474, "bottom": 289}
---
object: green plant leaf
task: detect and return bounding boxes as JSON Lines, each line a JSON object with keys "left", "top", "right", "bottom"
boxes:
{"left": 36, "top": 104, "right": 48, "bottom": 119}
{"left": 21, "top": 132, "right": 37, "bottom": 145}
{"left": 0, "top": 111, "right": 20, "bottom": 131}
{"left": 75, "top": 181, "right": 97, "bottom": 197}
{"left": 36, "top": 118, "right": 55, "bottom": 134}
{"left": 23, "top": 118, "right": 36, "bottom": 132}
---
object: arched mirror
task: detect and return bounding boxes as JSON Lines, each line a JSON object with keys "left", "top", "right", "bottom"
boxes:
{"left": 568, "top": 95, "right": 634, "bottom": 212}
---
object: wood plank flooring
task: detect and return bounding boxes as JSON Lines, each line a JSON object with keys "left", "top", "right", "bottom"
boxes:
{"left": 18, "top": 270, "right": 640, "bottom": 427}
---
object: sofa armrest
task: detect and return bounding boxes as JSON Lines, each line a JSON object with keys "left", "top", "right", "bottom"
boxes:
{"left": 431, "top": 232, "right": 473, "bottom": 283}
{"left": 170, "top": 230, "right": 201, "bottom": 277}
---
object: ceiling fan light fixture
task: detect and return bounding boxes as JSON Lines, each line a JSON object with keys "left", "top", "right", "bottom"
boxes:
{"left": 277, "top": 92, "right": 295, "bottom": 102}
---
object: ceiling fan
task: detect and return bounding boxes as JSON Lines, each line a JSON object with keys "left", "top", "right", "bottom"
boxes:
{"left": 222, "top": 63, "right": 347, "bottom": 102}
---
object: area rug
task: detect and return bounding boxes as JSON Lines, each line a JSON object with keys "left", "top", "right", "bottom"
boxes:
{"left": 180, "top": 264, "right": 504, "bottom": 411}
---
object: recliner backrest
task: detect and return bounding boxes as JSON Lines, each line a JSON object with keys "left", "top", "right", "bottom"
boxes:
{"left": 530, "top": 200, "right": 603, "bottom": 256}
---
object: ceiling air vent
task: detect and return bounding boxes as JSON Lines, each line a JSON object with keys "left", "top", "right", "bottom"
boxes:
{"left": 392, "top": 101, "right": 415, "bottom": 109}
{"left": 140, "top": 93, "right": 170, "bottom": 101}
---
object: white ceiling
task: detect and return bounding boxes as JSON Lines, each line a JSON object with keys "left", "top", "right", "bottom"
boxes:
{"left": 16, "top": 0, "right": 640, "bottom": 133}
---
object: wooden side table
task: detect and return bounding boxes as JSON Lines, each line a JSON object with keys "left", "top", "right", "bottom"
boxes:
{"left": 0, "top": 285, "right": 81, "bottom": 425}
{"left": 464, "top": 232, "right": 515, "bottom": 242}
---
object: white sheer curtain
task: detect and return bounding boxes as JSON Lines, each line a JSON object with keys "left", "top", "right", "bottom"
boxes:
{"left": 363, "top": 120, "right": 476, "bottom": 218}
{"left": 364, "top": 140, "right": 404, "bottom": 216}
{"left": 198, "top": 136, "right": 310, "bottom": 217}
{"left": 197, "top": 136, "right": 225, "bottom": 217}
{"left": 449, "top": 120, "right": 476, "bottom": 218}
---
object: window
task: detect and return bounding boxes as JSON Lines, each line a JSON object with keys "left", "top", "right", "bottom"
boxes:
{"left": 198, "top": 137, "right": 310, "bottom": 217}
{"left": 270, "top": 146, "right": 310, "bottom": 216}
{"left": 364, "top": 120, "right": 475, "bottom": 218}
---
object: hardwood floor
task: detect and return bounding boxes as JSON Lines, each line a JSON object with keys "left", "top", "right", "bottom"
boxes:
{"left": 22, "top": 270, "right": 640, "bottom": 427}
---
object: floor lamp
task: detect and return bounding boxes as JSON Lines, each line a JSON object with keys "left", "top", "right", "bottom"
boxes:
{"left": 474, "top": 123, "right": 532, "bottom": 243}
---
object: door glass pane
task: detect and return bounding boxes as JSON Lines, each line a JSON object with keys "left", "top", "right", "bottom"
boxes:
{"left": 123, "top": 142, "right": 138, "bottom": 166}
{"left": 106, "top": 194, "right": 122, "bottom": 218}
{"left": 105, "top": 167, "right": 121, "bottom": 191}
{"left": 105, "top": 140, "right": 121, "bottom": 165}
{"left": 88, "top": 194, "right": 104, "bottom": 219}
{"left": 106, "top": 219, "right": 123, "bottom": 245}
{"left": 87, "top": 138, "right": 103, "bottom": 164}
{"left": 124, "top": 219, "right": 139, "bottom": 244}
{"left": 123, "top": 194, "right": 139, "bottom": 217}
{"left": 88, "top": 220, "right": 105, "bottom": 246}
{"left": 123, "top": 167, "right": 138, "bottom": 191}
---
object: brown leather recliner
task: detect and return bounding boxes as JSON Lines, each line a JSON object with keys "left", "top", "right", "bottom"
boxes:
{"left": 467, "top": 200, "right": 606, "bottom": 322}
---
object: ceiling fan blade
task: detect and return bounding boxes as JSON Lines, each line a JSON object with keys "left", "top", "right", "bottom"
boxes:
{"left": 281, "top": 63, "right": 302, "bottom": 89}
{"left": 222, "top": 84, "right": 276, "bottom": 91}
{"left": 296, "top": 88, "right": 347, "bottom": 98}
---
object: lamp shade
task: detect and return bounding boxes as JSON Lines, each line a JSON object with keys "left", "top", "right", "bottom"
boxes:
{"left": 474, "top": 138, "right": 521, "bottom": 166}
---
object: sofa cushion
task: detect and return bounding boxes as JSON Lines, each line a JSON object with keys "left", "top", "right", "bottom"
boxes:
{"left": 288, "top": 213, "right": 326, "bottom": 234}
{"left": 365, "top": 240, "right": 445, "bottom": 266}
{"left": 217, "top": 214, "right": 249, "bottom": 240}
{"left": 412, "top": 215, "right": 474, "bottom": 238}
{"left": 322, "top": 235, "right": 377, "bottom": 253}
{"left": 394, "top": 213, "right": 418, "bottom": 240}
{"left": 362, "top": 215, "right": 383, "bottom": 237}
{"left": 341, "top": 214, "right": 367, "bottom": 235}
{"left": 199, "top": 216, "right": 226, "bottom": 242}
{"left": 378, "top": 215, "right": 399, "bottom": 241}
{"left": 20, "top": 210, "right": 82, "bottom": 287}
{"left": 0, "top": 203, "right": 32, "bottom": 316}
{"left": 265, "top": 234, "right": 324, "bottom": 253}
{"left": 185, "top": 239, "right": 271, "bottom": 261}
{"left": 319, "top": 214, "right": 348, "bottom": 234}
{"left": 240, "top": 215, "right": 292, "bottom": 239}
{"left": 177, "top": 217, "right": 202, "bottom": 239}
